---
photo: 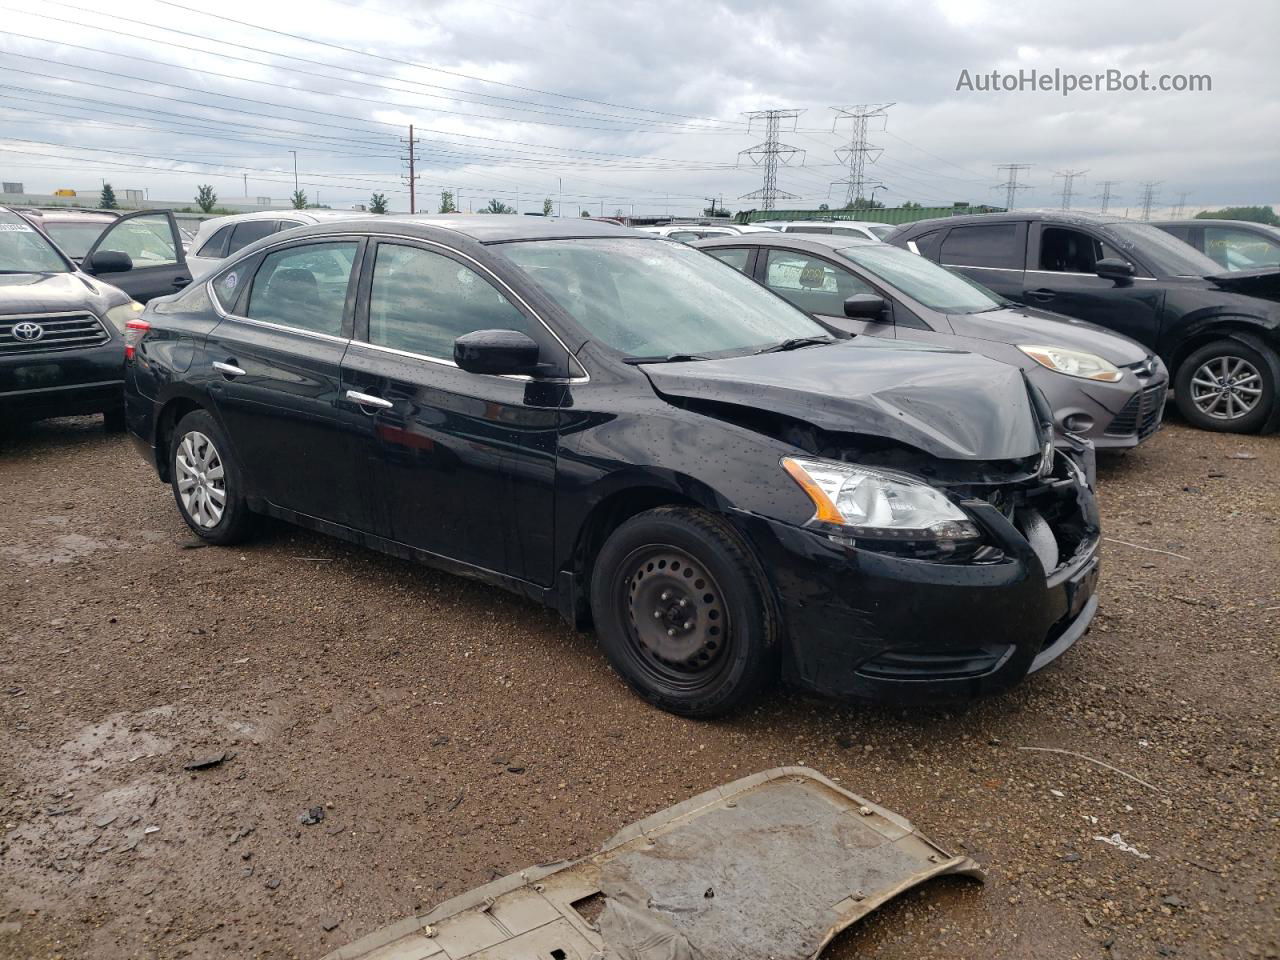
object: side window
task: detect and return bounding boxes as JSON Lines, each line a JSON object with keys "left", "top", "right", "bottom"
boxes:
{"left": 367, "top": 244, "right": 534, "bottom": 361}
{"left": 909, "top": 230, "right": 944, "bottom": 260}
{"left": 226, "top": 220, "right": 277, "bottom": 256}
{"left": 211, "top": 260, "right": 251, "bottom": 311}
{"left": 97, "top": 214, "right": 177, "bottom": 267}
{"left": 1202, "top": 226, "right": 1280, "bottom": 271}
{"left": 668, "top": 231, "right": 701, "bottom": 243}
{"left": 763, "top": 249, "right": 874, "bottom": 316}
{"left": 940, "top": 222, "right": 1022, "bottom": 269}
{"left": 1039, "top": 227, "right": 1121, "bottom": 273}
{"left": 246, "top": 242, "right": 357, "bottom": 336}
{"left": 196, "top": 225, "right": 232, "bottom": 259}
{"left": 707, "top": 247, "right": 751, "bottom": 273}
{"left": 787, "top": 226, "right": 833, "bottom": 235}
{"left": 275, "top": 220, "right": 305, "bottom": 232}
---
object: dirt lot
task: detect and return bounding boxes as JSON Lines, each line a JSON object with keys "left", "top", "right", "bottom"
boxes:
{"left": 0, "top": 416, "right": 1276, "bottom": 960}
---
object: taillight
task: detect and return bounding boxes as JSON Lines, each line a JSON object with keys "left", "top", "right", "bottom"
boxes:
{"left": 124, "top": 318, "right": 151, "bottom": 360}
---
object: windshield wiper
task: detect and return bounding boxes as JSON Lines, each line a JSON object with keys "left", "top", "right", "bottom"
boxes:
{"left": 755, "top": 336, "right": 835, "bottom": 354}
{"left": 622, "top": 353, "right": 712, "bottom": 364}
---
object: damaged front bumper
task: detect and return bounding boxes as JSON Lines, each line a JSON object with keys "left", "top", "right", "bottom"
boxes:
{"left": 737, "top": 455, "right": 1101, "bottom": 703}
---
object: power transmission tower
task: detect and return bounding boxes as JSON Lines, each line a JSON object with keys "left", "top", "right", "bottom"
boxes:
{"left": 993, "top": 163, "right": 1032, "bottom": 210}
{"left": 1138, "top": 181, "right": 1162, "bottom": 220}
{"left": 400, "top": 124, "right": 418, "bottom": 214}
{"left": 1169, "top": 191, "right": 1189, "bottom": 218}
{"left": 1054, "top": 169, "right": 1089, "bottom": 210}
{"left": 830, "top": 103, "right": 893, "bottom": 208}
{"left": 1094, "top": 180, "right": 1121, "bottom": 214}
{"left": 738, "top": 109, "right": 805, "bottom": 210}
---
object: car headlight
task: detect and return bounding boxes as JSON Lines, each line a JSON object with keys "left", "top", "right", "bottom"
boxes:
{"left": 781, "top": 456, "right": 980, "bottom": 541}
{"left": 1018, "top": 344, "right": 1122, "bottom": 382}
{"left": 105, "top": 300, "right": 145, "bottom": 333}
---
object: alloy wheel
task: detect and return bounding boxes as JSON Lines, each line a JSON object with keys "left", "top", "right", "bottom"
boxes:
{"left": 622, "top": 546, "right": 730, "bottom": 687}
{"left": 175, "top": 430, "right": 227, "bottom": 528}
{"left": 1189, "top": 355, "right": 1263, "bottom": 421}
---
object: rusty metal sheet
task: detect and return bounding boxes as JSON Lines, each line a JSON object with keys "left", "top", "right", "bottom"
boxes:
{"left": 323, "top": 767, "right": 983, "bottom": 960}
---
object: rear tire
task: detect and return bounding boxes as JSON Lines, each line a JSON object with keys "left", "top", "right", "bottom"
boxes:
{"left": 1174, "top": 337, "right": 1277, "bottom": 433}
{"left": 170, "top": 409, "right": 254, "bottom": 545}
{"left": 589, "top": 506, "right": 778, "bottom": 718}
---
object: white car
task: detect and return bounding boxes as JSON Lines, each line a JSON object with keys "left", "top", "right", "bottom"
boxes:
{"left": 636, "top": 224, "right": 779, "bottom": 243}
{"left": 752, "top": 220, "right": 893, "bottom": 241}
{"left": 186, "top": 209, "right": 368, "bottom": 277}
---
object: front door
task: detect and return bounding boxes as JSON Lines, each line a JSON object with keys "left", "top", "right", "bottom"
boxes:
{"left": 755, "top": 247, "right": 897, "bottom": 338}
{"left": 342, "top": 239, "right": 563, "bottom": 584}
{"left": 82, "top": 211, "right": 190, "bottom": 303}
{"left": 203, "top": 237, "right": 376, "bottom": 530}
{"left": 1022, "top": 223, "right": 1165, "bottom": 350}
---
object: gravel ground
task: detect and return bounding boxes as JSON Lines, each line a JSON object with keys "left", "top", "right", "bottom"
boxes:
{"left": 0, "top": 416, "right": 1276, "bottom": 960}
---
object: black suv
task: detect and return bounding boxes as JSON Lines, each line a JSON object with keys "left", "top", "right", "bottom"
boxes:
{"left": 125, "top": 216, "right": 1101, "bottom": 717}
{"left": 0, "top": 206, "right": 144, "bottom": 430}
{"left": 887, "top": 212, "right": 1280, "bottom": 433}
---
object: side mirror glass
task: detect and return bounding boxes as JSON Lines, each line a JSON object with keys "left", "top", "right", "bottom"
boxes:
{"left": 88, "top": 250, "right": 134, "bottom": 274}
{"left": 453, "top": 329, "right": 541, "bottom": 376}
{"left": 843, "top": 294, "right": 889, "bottom": 320}
{"left": 1095, "top": 258, "right": 1135, "bottom": 281}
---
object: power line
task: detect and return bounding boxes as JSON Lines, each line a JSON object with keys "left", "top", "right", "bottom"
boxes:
{"left": 737, "top": 109, "right": 805, "bottom": 211}
{"left": 1094, "top": 180, "right": 1121, "bottom": 214}
{"left": 1138, "top": 181, "right": 1162, "bottom": 220}
{"left": 993, "top": 163, "right": 1032, "bottom": 210}
{"left": 1054, "top": 168, "right": 1088, "bottom": 210}
{"left": 830, "top": 103, "right": 892, "bottom": 207}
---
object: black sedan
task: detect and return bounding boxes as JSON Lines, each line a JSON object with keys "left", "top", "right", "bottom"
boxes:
{"left": 887, "top": 211, "right": 1280, "bottom": 433}
{"left": 124, "top": 216, "right": 1100, "bottom": 717}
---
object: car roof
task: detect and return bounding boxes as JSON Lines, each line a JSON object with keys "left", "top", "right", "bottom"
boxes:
{"left": 1151, "top": 218, "right": 1280, "bottom": 233}
{"left": 14, "top": 208, "right": 118, "bottom": 223}
{"left": 892, "top": 209, "right": 1130, "bottom": 235}
{"left": 197, "top": 209, "right": 366, "bottom": 232}
{"left": 330, "top": 214, "right": 648, "bottom": 243}
{"left": 691, "top": 233, "right": 880, "bottom": 252}
{"left": 774, "top": 220, "right": 885, "bottom": 229}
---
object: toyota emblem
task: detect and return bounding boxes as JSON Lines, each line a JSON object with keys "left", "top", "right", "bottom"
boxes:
{"left": 12, "top": 321, "right": 44, "bottom": 342}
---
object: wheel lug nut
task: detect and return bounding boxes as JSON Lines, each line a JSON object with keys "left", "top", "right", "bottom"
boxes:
{"left": 683, "top": 620, "right": 693, "bottom": 630}
{"left": 678, "top": 598, "right": 688, "bottom": 608}
{"left": 653, "top": 610, "right": 662, "bottom": 619}
{"left": 666, "top": 628, "right": 676, "bottom": 637}
{"left": 660, "top": 591, "right": 670, "bottom": 601}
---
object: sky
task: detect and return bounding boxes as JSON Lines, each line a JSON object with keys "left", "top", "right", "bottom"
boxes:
{"left": 0, "top": 0, "right": 1276, "bottom": 217}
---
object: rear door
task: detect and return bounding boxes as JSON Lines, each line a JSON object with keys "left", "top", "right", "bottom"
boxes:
{"left": 341, "top": 238, "right": 564, "bottom": 584}
{"left": 203, "top": 236, "right": 376, "bottom": 530}
{"left": 936, "top": 220, "right": 1027, "bottom": 299}
{"left": 755, "top": 247, "right": 896, "bottom": 338}
{"left": 82, "top": 210, "right": 191, "bottom": 303}
{"left": 1023, "top": 222, "right": 1164, "bottom": 348}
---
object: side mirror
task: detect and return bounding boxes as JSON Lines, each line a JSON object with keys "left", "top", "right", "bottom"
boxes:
{"left": 453, "top": 329, "right": 541, "bottom": 376}
{"left": 88, "top": 250, "right": 133, "bottom": 274}
{"left": 843, "top": 294, "right": 889, "bottom": 320}
{"left": 1095, "top": 258, "right": 1135, "bottom": 282}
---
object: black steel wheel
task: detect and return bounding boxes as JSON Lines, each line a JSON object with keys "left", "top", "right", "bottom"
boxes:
{"left": 590, "top": 507, "right": 778, "bottom": 717}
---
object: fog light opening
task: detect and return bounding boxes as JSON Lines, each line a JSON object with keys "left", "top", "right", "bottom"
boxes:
{"left": 1063, "top": 413, "right": 1093, "bottom": 433}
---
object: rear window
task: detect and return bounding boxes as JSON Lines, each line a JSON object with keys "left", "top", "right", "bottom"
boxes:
{"left": 940, "top": 223, "right": 1023, "bottom": 269}
{"left": 196, "top": 224, "right": 233, "bottom": 258}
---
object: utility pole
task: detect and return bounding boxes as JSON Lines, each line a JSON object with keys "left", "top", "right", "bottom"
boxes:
{"left": 401, "top": 125, "right": 417, "bottom": 214}
{"left": 993, "top": 163, "right": 1032, "bottom": 211}
{"left": 1138, "top": 181, "right": 1162, "bottom": 220}
{"left": 1054, "top": 169, "right": 1088, "bottom": 210}
{"left": 288, "top": 150, "right": 298, "bottom": 193}
{"left": 1169, "top": 191, "right": 1189, "bottom": 218}
{"left": 737, "top": 108, "right": 805, "bottom": 211}
{"left": 1094, "top": 180, "right": 1121, "bottom": 214}
{"left": 830, "top": 103, "right": 893, "bottom": 208}
{"left": 559, "top": 177, "right": 563, "bottom": 218}
{"left": 243, "top": 173, "right": 248, "bottom": 199}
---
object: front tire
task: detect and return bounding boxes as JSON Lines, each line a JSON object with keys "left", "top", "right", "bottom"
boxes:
{"left": 170, "top": 409, "right": 254, "bottom": 544}
{"left": 589, "top": 507, "right": 778, "bottom": 718}
{"left": 1174, "top": 337, "right": 1277, "bottom": 433}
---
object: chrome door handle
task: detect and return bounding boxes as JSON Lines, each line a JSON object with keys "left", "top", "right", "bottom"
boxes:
{"left": 212, "top": 361, "right": 246, "bottom": 377}
{"left": 345, "top": 389, "right": 393, "bottom": 410}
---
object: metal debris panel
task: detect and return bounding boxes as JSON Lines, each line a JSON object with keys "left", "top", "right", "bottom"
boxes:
{"left": 324, "top": 766, "right": 983, "bottom": 960}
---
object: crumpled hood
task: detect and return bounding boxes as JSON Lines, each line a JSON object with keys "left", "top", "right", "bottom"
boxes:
{"left": 641, "top": 338, "right": 1043, "bottom": 460}
{"left": 948, "top": 305, "right": 1150, "bottom": 365}
{"left": 0, "top": 271, "right": 126, "bottom": 316}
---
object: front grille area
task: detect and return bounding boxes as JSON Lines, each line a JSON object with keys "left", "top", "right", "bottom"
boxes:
{"left": 0, "top": 313, "right": 110, "bottom": 354}
{"left": 1104, "top": 382, "right": 1167, "bottom": 439}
